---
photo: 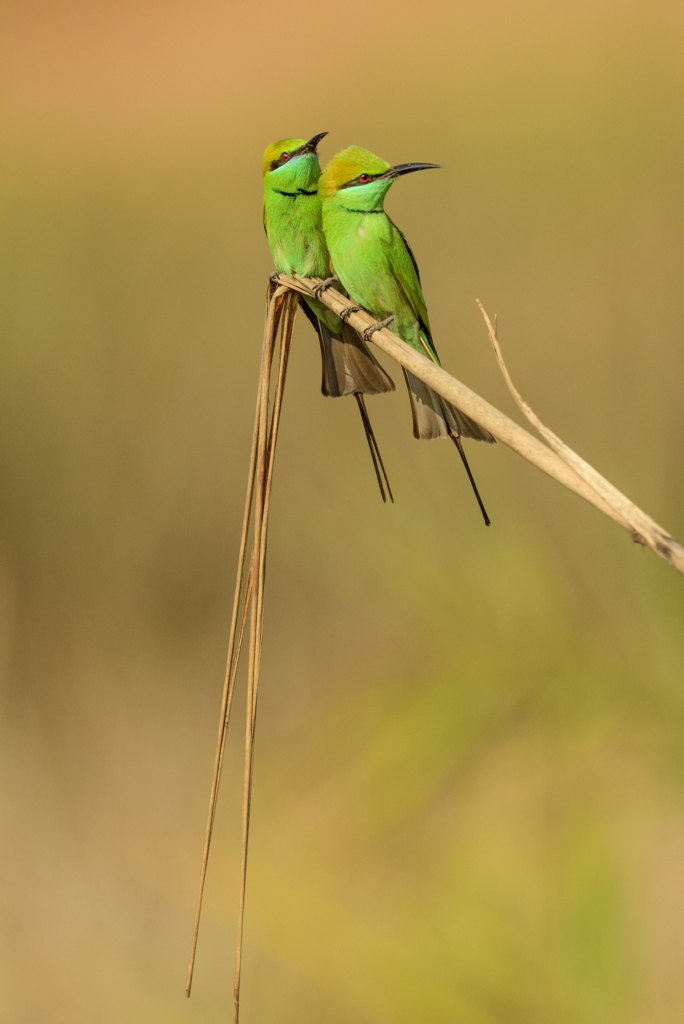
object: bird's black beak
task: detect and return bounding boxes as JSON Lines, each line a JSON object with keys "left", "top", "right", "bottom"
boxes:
{"left": 302, "top": 132, "right": 329, "bottom": 154}
{"left": 381, "top": 162, "right": 442, "bottom": 179}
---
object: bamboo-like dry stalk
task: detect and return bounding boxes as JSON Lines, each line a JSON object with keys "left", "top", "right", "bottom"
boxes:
{"left": 275, "top": 273, "right": 684, "bottom": 577}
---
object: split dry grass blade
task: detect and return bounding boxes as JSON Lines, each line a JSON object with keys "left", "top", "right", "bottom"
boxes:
{"left": 234, "top": 289, "right": 298, "bottom": 1024}
{"left": 185, "top": 283, "right": 289, "bottom": 997}
{"left": 275, "top": 274, "right": 684, "bottom": 577}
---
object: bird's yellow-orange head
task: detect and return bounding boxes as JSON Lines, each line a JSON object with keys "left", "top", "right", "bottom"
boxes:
{"left": 318, "top": 147, "right": 391, "bottom": 199}
{"left": 262, "top": 133, "right": 328, "bottom": 181}
{"left": 320, "top": 147, "right": 441, "bottom": 214}
{"left": 262, "top": 138, "right": 307, "bottom": 179}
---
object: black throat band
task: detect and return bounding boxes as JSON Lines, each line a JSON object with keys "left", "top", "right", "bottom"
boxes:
{"left": 341, "top": 207, "right": 384, "bottom": 215}
{"left": 274, "top": 188, "right": 318, "bottom": 199}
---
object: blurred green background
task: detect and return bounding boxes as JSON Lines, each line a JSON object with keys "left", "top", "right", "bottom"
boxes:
{"left": 2, "top": 1, "right": 684, "bottom": 1021}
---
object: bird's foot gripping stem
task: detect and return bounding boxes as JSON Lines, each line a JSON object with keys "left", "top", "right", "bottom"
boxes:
{"left": 269, "top": 271, "right": 282, "bottom": 285}
{"left": 363, "top": 316, "right": 394, "bottom": 341}
{"left": 313, "top": 275, "right": 339, "bottom": 298}
{"left": 340, "top": 304, "right": 362, "bottom": 323}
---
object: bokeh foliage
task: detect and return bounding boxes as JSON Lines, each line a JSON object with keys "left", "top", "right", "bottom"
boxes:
{"left": 1, "top": 1, "right": 684, "bottom": 1021}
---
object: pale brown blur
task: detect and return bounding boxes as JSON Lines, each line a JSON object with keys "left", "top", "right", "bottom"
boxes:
{"left": 2, "top": 2, "right": 684, "bottom": 1021}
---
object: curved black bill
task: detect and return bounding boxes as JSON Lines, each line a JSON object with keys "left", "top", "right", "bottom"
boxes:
{"left": 383, "top": 162, "right": 442, "bottom": 179}
{"left": 303, "top": 132, "right": 329, "bottom": 154}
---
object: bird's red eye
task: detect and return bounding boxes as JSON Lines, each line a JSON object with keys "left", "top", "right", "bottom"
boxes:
{"left": 280, "top": 152, "right": 290, "bottom": 163}
{"left": 359, "top": 173, "right": 370, "bottom": 182}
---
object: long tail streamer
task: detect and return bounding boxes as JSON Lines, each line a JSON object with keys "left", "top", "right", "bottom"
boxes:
{"left": 452, "top": 436, "right": 490, "bottom": 526}
{"left": 355, "top": 392, "right": 394, "bottom": 503}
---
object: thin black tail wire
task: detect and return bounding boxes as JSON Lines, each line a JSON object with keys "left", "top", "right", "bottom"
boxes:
{"left": 452, "top": 435, "right": 490, "bottom": 526}
{"left": 355, "top": 393, "right": 394, "bottom": 504}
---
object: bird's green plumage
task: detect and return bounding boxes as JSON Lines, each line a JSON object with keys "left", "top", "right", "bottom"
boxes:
{"left": 320, "top": 146, "right": 439, "bottom": 361}
{"left": 262, "top": 137, "right": 339, "bottom": 334}
{"left": 261, "top": 135, "right": 395, "bottom": 510}
{"left": 320, "top": 146, "right": 494, "bottom": 444}
{"left": 262, "top": 135, "right": 395, "bottom": 500}
{"left": 262, "top": 135, "right": 394, "bottom": 398}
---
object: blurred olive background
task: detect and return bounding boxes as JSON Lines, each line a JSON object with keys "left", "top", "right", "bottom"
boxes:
{"left": 2, "top": 1, "right": 684, "bottom": 1021}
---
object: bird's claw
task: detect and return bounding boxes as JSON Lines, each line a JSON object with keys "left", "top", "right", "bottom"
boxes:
{"left": 363, "top": 316, "right": 394, "bottom": 340}
{"left": 340, "top": 304, "right": 362, "bottom": 323}
{"left": 314, "top": 275, "right": 339, "bottom": 298}
{"left": 269, "top": 272, "right": 282, "bottom": 285}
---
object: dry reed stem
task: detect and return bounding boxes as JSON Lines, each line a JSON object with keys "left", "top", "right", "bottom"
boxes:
{"left": 275, "top": 274, "right": 684, "bottom": 577}
{"left": 186, "top": 283, "right": 288, "bottom": 997}
{"left": 476, "top": 302, "right": 672, "bottom": 548}
{"left": 234, "top": 290, "right": 298, "bottom": 1024}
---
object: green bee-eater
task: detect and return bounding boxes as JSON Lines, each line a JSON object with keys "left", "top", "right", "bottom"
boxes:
{"left": 319, "top": 146, "right": 495, "bottom": 524}
{"left": 262, "top": 134, "right": 395, "bottom": 501}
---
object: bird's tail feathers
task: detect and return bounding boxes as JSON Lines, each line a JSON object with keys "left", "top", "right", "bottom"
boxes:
{"left": 319, "top": 322, "right": 395, "bottom": 397}
{"left": 403, "top": 370, "right": 494, "bottom": 443}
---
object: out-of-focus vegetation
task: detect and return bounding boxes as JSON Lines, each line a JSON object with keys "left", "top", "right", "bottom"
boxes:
{"left": 2, "top": 2, "right": 684, "bottom": 1021}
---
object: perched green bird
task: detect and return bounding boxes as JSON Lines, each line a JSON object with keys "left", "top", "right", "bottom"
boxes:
{"left": 262, "top": 134, "right": 395, "bottom": 501}
{"left": 319, "top": 146, "right": 495, "bottom": 524}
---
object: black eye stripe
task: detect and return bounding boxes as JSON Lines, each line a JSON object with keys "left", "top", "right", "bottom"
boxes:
{"left": 268, "top": 141, "right": 315, "bottom": 172}
{"left": 339, "top": 172, "right": 381, "bottom": 189}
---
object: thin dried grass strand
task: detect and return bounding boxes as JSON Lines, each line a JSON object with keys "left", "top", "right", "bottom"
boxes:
{"left": 234, "top": 559, "right": 259, "bottom": 1024}
{"left": 216, "top": 567, "right": 253, "bottom": 776}
{"left": 234, "top": 294, "right": 278, "bottom": 1019}
{"left": 233, "top": 290, "right": 296, "bottom": 1023}
{"left": 256, "top": 291, "right": 298, "bottom": 674}
{"left": 185, "top": 283, "right": 287, "bottom": 996}
{"left": 213, "top": 558, "right": 254, "bottom": 762}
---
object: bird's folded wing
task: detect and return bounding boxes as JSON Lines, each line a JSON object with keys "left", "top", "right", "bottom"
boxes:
{"left": 388, "top": 220, "right": 440, "bottom": 362}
